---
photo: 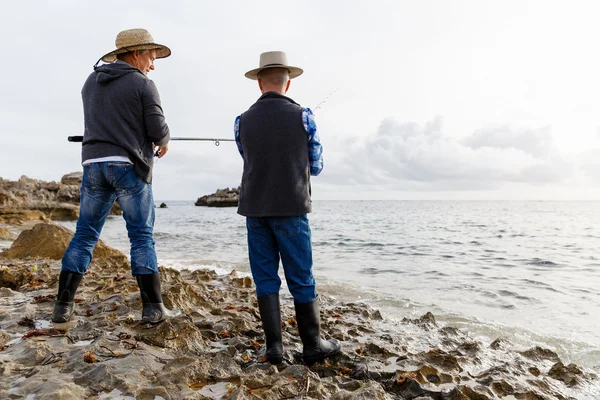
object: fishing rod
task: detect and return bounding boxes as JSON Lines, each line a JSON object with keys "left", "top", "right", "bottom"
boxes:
{"left": 67, "top": 88, "right": 338, "bottom": 147}
{"left": 67, "top": 136, "right": 234, "bottom": 146}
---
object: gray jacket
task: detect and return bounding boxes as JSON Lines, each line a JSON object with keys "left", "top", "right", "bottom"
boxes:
{"left": 81, "top": 60, "right": 170, "bottom": 183}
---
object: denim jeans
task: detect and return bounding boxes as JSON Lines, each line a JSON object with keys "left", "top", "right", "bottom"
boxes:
{"left": 246, "top": 215, "right": 317, "bottom": 304}
{"left": 62, "top": 162, "right": 158, "bottom": 276}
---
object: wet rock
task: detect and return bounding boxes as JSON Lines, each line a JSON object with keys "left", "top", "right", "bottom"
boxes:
{"left": 19, "top": 376, "right": 88, "bottom": 400}
{"left": 135, "top": 316, "right": 206, "bottom": 354}
{"left": 0, "top": 228, "right": 16, "bottom": 240}
{"left": 489, "top": 337, "right": 511, "bottom": 350}
{"left": 240, "top": 367, "right": 274, "bottom": 389}
{"left": 454, "top": 341, "right": 480, "bottom": 357}
{"left": 9, "top": 341, "right": 55, "bottom": 367}
{"left": 0, "top": 331, "right": 12, "bottom": 346}
{"left": 72, "top": 363, "right": 132, "bottom": 395}
{"left": 519, "top": 346, "right": 561, "bottom": 363}
{"left": 447, "top": 385, "right": 494, "bottom": 399}
{"left": 195, "top": 187, "right": 239, "bottom": 207}
{"left": 548, "top": 361, "right": 584, "bottom": 387}
{"left": 1, "top": 223, "right": 128, "bottom": 264}
{"left": 490, "top": 380, "right": 515, "bottom": 397}
{"left": 160, "top": 353, "right": 242, "bottom": 385}
{"left": 330, "top": 380, "right": 392, "bottom": 400}
{"left": 385, "top": 374, "right": 433, "bottom": 399}
{"left": 0, "top": 264, "right": 37, "bottom": 290}
{"left": 419, "top": 349, "right": 462, "bottom": 373}
{"left": 414, "top": 365, "right": 453, "bottom": 386}
{"left": 402, "top": 312, "right": 437, "bottom": 329}
{"left": 163, "top": 278, "right": 215, "bottom": 311}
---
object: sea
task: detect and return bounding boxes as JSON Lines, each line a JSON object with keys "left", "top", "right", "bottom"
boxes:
{"left": 60, "top": 200, "right": 600, "bottom": 372}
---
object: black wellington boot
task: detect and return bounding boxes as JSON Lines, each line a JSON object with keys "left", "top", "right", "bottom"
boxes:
{"left": 136, "top": 273, "right": 181, "bottom": 324}
{"left": 295, "top": 296, "right": 341, "bottom": 365}
{"left": 51, "top": 270, "right": 84, "bottom": 323}
{"left": 257, "top": 293, "right": 283, "bottom": 364}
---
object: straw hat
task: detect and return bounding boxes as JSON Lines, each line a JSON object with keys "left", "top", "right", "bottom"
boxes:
{"left": 99, "top": 28, "right": 171, "bottom": 63}
{"left": 245, "top": 51, "right": 303, "bottom": 80}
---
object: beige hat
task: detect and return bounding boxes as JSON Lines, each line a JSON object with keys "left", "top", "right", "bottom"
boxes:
{"left": 245, "top": 51, "right": 303, "bottom": 80}
{"left": 99, "top": 28, "right": 171, "bottom": 63}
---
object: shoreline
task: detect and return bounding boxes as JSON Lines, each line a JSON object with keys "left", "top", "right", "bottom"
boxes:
{"left": 0, "top": 222, "right": 598, "bottom": 399}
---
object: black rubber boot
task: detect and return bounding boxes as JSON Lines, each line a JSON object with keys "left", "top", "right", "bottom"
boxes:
{"left": 295, "top": 296, "right": 341, "bottom": 365}
{"left": 136, "top": 273, "right": 181, "bottom": 324}
{"left": 258, "top": 293, "right": 283, "bottom": 364}
{"left": 51, "top": 270, "right": 83, "bottom": 323}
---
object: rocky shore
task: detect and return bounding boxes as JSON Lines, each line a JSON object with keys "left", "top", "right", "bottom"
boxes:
{"left": 0, "top": 174, "right": 120, "bottom": 225}
{"left": 0, "top": 221, "right": 598, "bottom": 399}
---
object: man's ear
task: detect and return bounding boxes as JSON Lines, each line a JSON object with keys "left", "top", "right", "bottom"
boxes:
{"left": 258, "top": 78, "right": 264, "bottom": 93}
{"left": 285, "top": 80, "right": 291, "bottom": 93}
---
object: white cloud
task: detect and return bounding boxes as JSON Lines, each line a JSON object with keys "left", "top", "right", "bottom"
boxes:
{"left": 322, "top": 116, "right": 574, "bottom": 191}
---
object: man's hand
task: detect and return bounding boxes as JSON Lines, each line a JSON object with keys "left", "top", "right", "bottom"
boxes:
{"left": 154, "top": 144, "right": 169, "bottom": 158}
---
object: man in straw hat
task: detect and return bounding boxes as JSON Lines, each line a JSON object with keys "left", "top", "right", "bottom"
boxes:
{"left": 235, "top": 51, "right": 341, "bottom": 365}
{"left": 52, "top": 28, "right": 179, "bottom": 324}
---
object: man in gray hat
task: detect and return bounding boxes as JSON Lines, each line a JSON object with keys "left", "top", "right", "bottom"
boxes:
{"left": 235, "top": 51, "right": 341, "bottom": 365}
{"left": 52, "top": 28, "right": 178, "bottom": 324}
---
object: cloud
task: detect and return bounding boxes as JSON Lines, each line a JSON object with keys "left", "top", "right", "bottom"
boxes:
{"left": 321, "top": 116, "right": 574, "bottom": 191}
{"left": 578, "top": 147, "right": 600, "bottom": 181}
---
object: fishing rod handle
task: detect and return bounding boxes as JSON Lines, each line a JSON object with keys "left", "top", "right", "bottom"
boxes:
{"left": 68, "top": 136, "right": 83, "bottom": 142}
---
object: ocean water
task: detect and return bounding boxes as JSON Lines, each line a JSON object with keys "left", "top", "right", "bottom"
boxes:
{"left": 60, "top": 200, "right": 600, "bottom": 369}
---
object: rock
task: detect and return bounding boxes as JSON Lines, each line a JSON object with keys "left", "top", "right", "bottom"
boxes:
{"left": 519, "top": 346, "right": 561, "bottom": 363}
{"left": 0, "top": 174, "right": 121, "bottom": 225}
{"left": 1, "top": 223, "right": 128, "bottom": 263}
{"left": 20, "top": 378, "right": 88, "bottom": 400}
{"left": 195, "top": 186, "right": 239, "bottom": 207}
{"left": 402, "top": 312, "right": 437, "bottom": 329}
{"left": 60, "top": 172, "right": 83, "bottom": 186}
{"left": 0, "top": 241, "right": 598, "bottom": 399}
{"left": 489, "top": 337, "right": 511, "bottom": 350}
{"left": 0, "top": 331, "right": 12, "bottom": 346}
{"left": 159, "top": 202, "right": 168, "bottom": 208}
{"left": 0, "top": 228, "right": 16, "bottom": 240}
{"left": 548, "top": 362, "right": 584, "bottom": 387}
{"left": 56, "top": 186, "right": 80, "bottom": 203}
{"left": 159, "top": 353, "right": 242, "bottom": 385}
{"left": 0, "top": 209, "right": 48, "bottom": 225}
{"left": 135, "top": 317, "right": 206, "bottom": 354}
{"left": 330, "top": 381, "right": 392, "bottom": 400}
{"left": 0, "top": 265, "right": 37, "bottom": 290}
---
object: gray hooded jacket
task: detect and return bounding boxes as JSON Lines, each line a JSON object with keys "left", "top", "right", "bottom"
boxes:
{"left": 81, "top": 60, "right": 170, "bottom": 183}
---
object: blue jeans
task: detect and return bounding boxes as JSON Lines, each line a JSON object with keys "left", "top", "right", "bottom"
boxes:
{"left": 62, "top": 162, "right": 158, "bottom": 276}
{"left": 246, "top": 215, "right": 317, "bottom": 304}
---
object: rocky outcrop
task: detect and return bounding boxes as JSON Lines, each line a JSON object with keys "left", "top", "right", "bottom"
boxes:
{"left": 195, "top": 187, "right": 239, "bottom": 207}
{"left": 0, "top": 174, "right": 121, "bottom": 225}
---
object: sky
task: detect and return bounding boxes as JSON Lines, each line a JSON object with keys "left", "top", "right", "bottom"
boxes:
{"left": 2, "top": 0, "right": 600, "bottom": 200}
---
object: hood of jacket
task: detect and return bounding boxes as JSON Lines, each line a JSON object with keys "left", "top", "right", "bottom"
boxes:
{"left": 94, "top": 60, "right": 144, "bottom": 85}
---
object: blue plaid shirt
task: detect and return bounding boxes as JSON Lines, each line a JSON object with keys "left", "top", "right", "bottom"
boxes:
{"left": 234, "top": 108, "right": 324, "bottom": 176}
